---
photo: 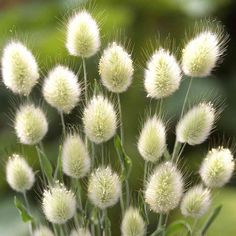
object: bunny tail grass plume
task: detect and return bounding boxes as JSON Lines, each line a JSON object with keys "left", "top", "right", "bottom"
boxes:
{"left": 176, "top": 102, "right": 215, "bottom": 145}
{"left": 33, "top": 225, "right": 54, "bottom": 236}
{"left": 121, "top": 207, "right": 146, "bottom": 236}
{"left": 62, "top": 133, "right": 90, "bottom": 178}
{"left": 1, "top": 41, "right": 39, "bottom": 96}
{"left": 145, "top": 162, "right": 184, "bottom": 213}
{"left": 66, "top": 10, "right": 100, "bottom": 58}
{"left": 43, "top": 65, "right": 81, "bottom": 114}
{"left": 182, "top": 22, "right": 228, "bottom": 77}
{"left": 70, "top": 228, "right": 91, "bottom": 236}
{"left": 6, "top": 154, "right": 35, "bottom": 192}
{"left": 138, "top": 116, "right": 166, "bottom": 162}
{"left": 99, "top": 42, "right": 134, "bottom": 93}
{"left": 144, "top": 48, "right": 182, "bottom": 99}
{"left": 42, "top": 182, "right": 76, "bottom": 224}
{"left": 15, "top": 104, "right": 48, "bottom": 145}
{"left": 88, "top": 166, "right": 121, "bottom": 209}
{"left": 180, "top": 185, "right": 211, "bottom": 218}
{"left": 200, "top": 147, "right": 235, "bottom": 188}
{"left": 83, "top": 95, "right": 117, "bottom": 144}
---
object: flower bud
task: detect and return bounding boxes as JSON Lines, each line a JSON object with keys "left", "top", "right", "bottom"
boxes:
{"left": 43, "top": 65, "right": 81, "bottom": 114}
{"left": 1, "top": 41, "right": 39, "bottom": 95}
{"left": 62, "top": 133, "right": 90, "bottom": 179}
{"left": 34, "top": 226, "right": 54, "bottom": 236}
{"left": 200, "top": 147, "right": 235, "bottom": 188}
{"left": 14, "top": 104, "right": 48, "bottom": 145}
{"left": 145, "top": 162, "right": 184, "bottom": 213}
{"left": 138, "top": 116, "right": 166, "bottom": 162}
{"left": 176, "top": 102, "right": 215, "bottom": 145}
{"left": 99, "top": 42, "right": 134, "bottom": 93}
{"left": 42, "top": 183, "right": 76, "bottom": 224}
{"left": 70, "top": 228, "right": 91, "bottom": 236}
{"left": 144, "top": 48, "right": 182, "bottom": 99}
{"left": 181, "top": 185, "right": 211, "bottom": 218}
{"left": 6, "top": 154, "right": 35, "bottom": 192}
{"left": 66, "top": 11, "right": 100, "bottom": 58}
{"left": 83, "top": 95, "right": 117, "bottom": 144}
{"left": 182, "top": 31, "right": 226, "bottom": 77}
{"left": 121, "top": 207, "right": 146, "bottom": 236}
{"left": 88, "top": 166, "right": 121, "bottom": 209}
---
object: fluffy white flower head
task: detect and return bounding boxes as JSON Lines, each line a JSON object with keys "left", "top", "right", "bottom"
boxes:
{"left": 145, "top": 162, "right": 184, "bottom": 213}
{"left": 70, "top": 228, "right": 91, "bottom": 236}
{"left": 62, "top": 133, "right": 90, "bottom": 179}
{"left": 43, "top": 65, "right": 81, "bottom": 114}
{"left": 34, "top": 225, "right": 54, "bottom": 236}
{"left": 121, "top": 207, "right": 146, "bottom": 236}
{"left": 176, "top": 102, "right": 215, "bottom": 145}
{"left": 1, "top": 41, "right": 39, "bottom": 95}
{"left": 181, "top": 185, "right": 211, "bottom": 218}
{"left": 42, "top": 182, "right": 76, "bottom": 224}
{"left": 15, "top": 104, "right": 48, "bottom": 145}
{"left": 182, "top": 31, "right": 224, "bottom": 77}
{"left": 6, "top": 154, "right": 35, "bottom": 192}
{"left": 88, "top": 166, "right": 121, "bottom": 209}
{"left": 83, "top": 95, "right": 117, "bottom": 144}
{"left": 99, "top": 42, "right": 134, "bottom": 93}
{"left": 200, "top": 147, "right": 235, "bottom": 188}
{"left": 144, "top": 48, "right": 182, "bottom": 99}
{"left": 138, "top": 116, "right": 166, "bottom": 162}
{"left": 66, "top": 11, "right": 100, "bottom": 58}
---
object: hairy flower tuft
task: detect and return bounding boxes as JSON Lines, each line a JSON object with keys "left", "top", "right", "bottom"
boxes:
{"left": 83, "top": 95, "right": 117, "bottom": 144}
{"left": 34, "top": 225, "right": 54, "bottom": 236}
{"left": 145, "top": 162, "right": 184, "bottom": 213}
{"left": 15, "top": 104, "right": 48, "bottom": 145}
{"left": 66, "top": 11, "right": 100, "bottom": 58}
{"left": 88, "top": 166, "right": 121, "bottom": 209}
{"left": 138, "top": 116, "right": 166, "bottom": 162}
{"left": 43, "top": 65, "right": 81, "bottom": 114}
{"left": 99, "top": 42, "right": 134, "bottom": 93}
{"left": 62, "top": 133, "right": 90, "bottom": 179}
{"left": 176, "top": 102, "right": 215, "bottom": 145}
{"left": 121, "top": 207, "right": 146, "bottom": 236}
{"left": 42, "top": 183, "right": 76, "bottom": 224}
{"left": 144, "top": 48, "right": 182, "bottom": 99}
{"left": 70, "top": 228, "right": 91, "bottom": 236}
{"left": 180, "top": 185, "right": 211, "bottom": 218}
{"left": 182, "top": 30, "right": 226, "bottom": 77}
{"left": 1, "top": 41, "right": 39, "bottom": 95}
{"left": 6, "top": 154, "right": 35, "bottom": 192}
{"left": 200, "top": 147, "right": 235, "bottom": 188}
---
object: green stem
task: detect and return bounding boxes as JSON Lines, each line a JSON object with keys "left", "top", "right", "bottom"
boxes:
{"left": 117, "top": 93, "right": 130, "bottom": 208}
{"left": 23, "top": 192, "right": 33, "bottom": 236}
{"left": 60, "top": 111, "right": 66, "bottom": 137}
{"left": 101, "top": 143, "right": 105, "bottom": 166}
{"left": 36, "top": 145, "right": 47, "bottom": 184}
{"left": 52, "top": 224, "right": 59, "bottom": 236}
{"left": 82, "top": 57, "right": 88, "bottom": 105}
{"left": 172, "top": 77, "right": 193, "bottom": 162}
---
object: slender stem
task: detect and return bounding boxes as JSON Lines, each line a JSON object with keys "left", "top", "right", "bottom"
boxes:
{"left": 158, "top": 214, "right": 165, "bottom": 236}
{"left": 117, "top": 93, "right": 130, "bottom": 207}
{"left": 23, "top": 192, "right": 33, "bottom": 236}
{"left": 101, "top": 143, "right": 105, "bottom": 166}
{"left": 60, "top": 111, "right": 66, "bottom": 137}
{"left": 82, "top": 57, "right": 88, "bottom": 105}
{"left": 36, "top": 145, "right": 46, "bottom": 184}
{"left": 52, "top": 224, "right": 59, "bottom": 236}
{"left": 172, "top": 77, "right": 193, "bottom": 162}
{"left": 158, "top": 98, "right": 163, "bottom": 116}
{"left": 117, "top": 94, "right": 124, "bottom": 145}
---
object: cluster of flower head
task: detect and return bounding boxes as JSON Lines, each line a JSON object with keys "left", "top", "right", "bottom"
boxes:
{"left": 2, "top": 7, "right": 234, "bottom": 236}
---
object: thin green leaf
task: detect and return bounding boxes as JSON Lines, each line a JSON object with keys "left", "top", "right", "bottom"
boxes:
{"left": 14, "top": 196, "right": 33, "bottom": 223}
{"left": 200, "top": 205, "right": 222, "bottom": 236}
{"left": 166, "top": 220, "right": 192, "bottom": 236}
{"left": 36, "top": 146, "right": 53, "bottom": 184}
{"left": 54, "top": 145, "right": 63, "bottom": 182}
{"left": 114, "top": 135, "right": 132, "bottom": 181}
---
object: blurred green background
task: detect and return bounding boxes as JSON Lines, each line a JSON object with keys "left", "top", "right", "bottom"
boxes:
{"left": 0, "top": 0, "right": 236, "bottom": 235}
